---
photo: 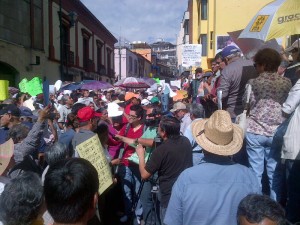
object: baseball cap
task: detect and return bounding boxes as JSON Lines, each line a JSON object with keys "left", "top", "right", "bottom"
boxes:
{"left": 150, "top": 96, "right": 160, "bottom": 104}
{"left": 221, "top": 45, "right": 240, "bottom": 58}
{"left": 125, "top": 92, "right": 139, "bottom": 101}
{"left": 141, "top": 99, "right": 151, "bottom": 106}
{"left": 77, "top": 106, "right": 102, "bottom": 123}
{"left": 170, "top": 102, "right": 187, "bottom": 112}
{"left": 0, "top": 104, "right": 21, "bottom": 117}
{"left": 19, "top": 106, "right": 38, "bottom": 120}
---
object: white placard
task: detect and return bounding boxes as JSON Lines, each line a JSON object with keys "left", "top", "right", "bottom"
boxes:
{"left": 182, "top": 44, "right": 202, "bottom": 68}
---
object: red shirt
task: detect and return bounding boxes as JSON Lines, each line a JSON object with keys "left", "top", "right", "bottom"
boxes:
{"left": 119, "top": 123, "right": 144, "bottom": 166}
{"left": 122, "top": 103, "right": 132, "bottom": 124}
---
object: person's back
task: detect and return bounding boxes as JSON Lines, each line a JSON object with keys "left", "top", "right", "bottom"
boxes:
{"left": 166, "top": 158, "right": 260, "bottom": 225}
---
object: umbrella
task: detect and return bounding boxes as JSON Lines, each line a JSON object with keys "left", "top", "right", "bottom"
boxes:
{"left": 239, "top": 0, "right": 300, "bottom": 41}
{"left": 81, "top": 81, "right": 113, "bottom": 90}
{"left": 140, "top": 77, "right": 157, "bottom": 86}
{"left": 59, "top": 80, "right": 97, "bottom": 91}
{"left": 114, "top": 77, "right": 150, "bottom": 88}
{"left": 173, "top": 90, "right": 188, "bottom": 102}
{"left": 228, "top": 30, "right": 281, "bottom": 58}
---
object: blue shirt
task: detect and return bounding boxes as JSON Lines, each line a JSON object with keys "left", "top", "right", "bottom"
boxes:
{"left": 0, "top": 128, "right": 9, "bottom": 145}
{"left": 164, "top": 155, "right": 260, "bottom": 225}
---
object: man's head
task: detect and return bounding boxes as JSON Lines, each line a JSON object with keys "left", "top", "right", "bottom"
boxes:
{"left": 44, "top": 158, "right": 99, "bottom": 224}
{"left": 77, "top": 106, "right": 101, "bottom": 131}
{"left": 221, "top": 46, "right": 241, "bottom": 64}
{"left": 0, "top": 172, "right": 44, "bottom": 225}
{"left": 0, "top": 104, "right": 21, "bottom": 128}
{"left": 170, "top": 102, "right": 187, "bottom": 120}
{"left": 128, "top": 104, "right": 144, "bottom": 125}
{"left": 145, "top": 105, "right": 162, "bottom": 127}
{"left": 195, "top": 68, "right": 203, "bottom": 79}
{"left": 214, "top": 52, "right": 226, "bottom": 71}
{"left": 82, "top": 89, "right": 90, "bottom": 98}
{"left": 189, "top": 103, "right": 204, "bottom": 121}
{"left": 158, "top": 116, "right": 181, "bottom": 140}
{"left": 44, "top": 142, "right": 71, "bottom": 167}
{"left": 192, "top": 110, "right": 243, "bottom": 156}
{"left": 237, "top": 194, "right": 285, "bottom": 225}
{"left": 61, "top": 94, "right": 73, "bottom": 106}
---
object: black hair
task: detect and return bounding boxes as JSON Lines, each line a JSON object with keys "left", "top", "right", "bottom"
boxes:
{"left": 214, "top": 52, "right": 225, "bottom": 61}
{"left": 44, "top": 158, "right": 99, "bottom": 223}
{"left": 71, "top": 103, "right": 86, "bottom": 115}
{"left": 237, "top": 194, "right": 286, "bottom": 225}
{"left": 0, "top": 172, "right": 43, "bottom": 225}
{"left": 254, "top": 48, "right": 281, "bottom": 72}
{"left": 159, "top": 116, "right": 181, "bottom": 138}
{"left": 130, "top": 104, "right": 144, "bottom": 119}
{"left": 44, "top": 142, "right": 71, "bottom": 166}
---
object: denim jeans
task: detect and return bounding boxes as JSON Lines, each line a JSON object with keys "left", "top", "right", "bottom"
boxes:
{"left": 119, "top": 164, "right": 142, "bottom": 218}
{"left": 140, "top": 174, "right": 161, "bottom": 225}
{"left": 246, "top": 132, "right": 282, "bottom": 201}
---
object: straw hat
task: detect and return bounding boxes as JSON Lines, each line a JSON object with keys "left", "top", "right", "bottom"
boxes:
{"left": 192, "top": 110, "right": 243, "bottom": 156}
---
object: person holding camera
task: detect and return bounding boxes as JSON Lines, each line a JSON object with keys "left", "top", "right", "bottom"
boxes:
{"left": 116, "top": 105, "right": 162, "bottom": 224}
{"left": 136, "top": 116, "right": 193, "bottom": 223}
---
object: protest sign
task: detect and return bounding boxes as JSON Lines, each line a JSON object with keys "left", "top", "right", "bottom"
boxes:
{"left": 76, "top": 135, "right": 113, "bottom": 195}
{"left": 182, "top": 44, "right": 202, "bottom": 68}
{"left": 0, "top": 80, "right": 9, "bottom": 101}
{"left": 18, "top": 77, "right": 43, "bottom": 96}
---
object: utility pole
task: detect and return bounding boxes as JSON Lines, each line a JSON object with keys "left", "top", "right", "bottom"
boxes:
{"left": 118, "top": 36, "right": 121, "bottom": 80}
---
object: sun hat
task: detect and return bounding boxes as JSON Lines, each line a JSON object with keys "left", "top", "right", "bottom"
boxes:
{"left": 107, "top": 102, "right": 124, "bottom": 117}
{"left": 125, "top": 92, "right": 139, "bottom": 101}
{"left": 77, "top": 106, "right": 102, "bottom": 123}
{"left": 0, "top": 139, "right": 14, "bottom": 175}
{"left": 191, "top": 110, "right": 243, "bottom": 156}
{"left": 170, "top": 102, "right": 187, "bottom": 113}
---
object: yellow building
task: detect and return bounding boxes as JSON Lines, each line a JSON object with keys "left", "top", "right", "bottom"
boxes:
{"left": 186, "top": 0, "right": 275, "bottom": 70}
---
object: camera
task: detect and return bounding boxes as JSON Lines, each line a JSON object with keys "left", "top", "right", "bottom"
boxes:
{"left": 154, "top": 136, "right": 163, "bottom": 148}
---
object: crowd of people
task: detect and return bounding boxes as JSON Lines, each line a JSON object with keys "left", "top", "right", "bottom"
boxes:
{"left": 0, "top": 39, "right": 299, "bottom": 225}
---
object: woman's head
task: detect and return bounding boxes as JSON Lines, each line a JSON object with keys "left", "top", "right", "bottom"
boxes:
{"left": 253, "top": 48, "right": 281, "bottom": 73}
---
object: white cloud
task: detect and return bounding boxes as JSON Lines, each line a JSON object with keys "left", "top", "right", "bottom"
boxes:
{"left": 80, "top": 0, "right": 188, "bottom": 44}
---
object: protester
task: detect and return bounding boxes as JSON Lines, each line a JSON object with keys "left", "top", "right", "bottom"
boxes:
{"left": 164, "top": 110, "right": 260, "bottom": 225}
{"left": 44, "top": 158, "right": 99, "bottom": 225}
{"left": 0, "top": 172, "right": 44, "bottom": 225}
{"left": 57, "top": 94, "right": 73, "bottom": 130}
{"left": 170, "top": 102, "right": 192, "bottom": 134}
{"left": 136, "top": 116, "right": 193, "bottom": 223}
{"left": 284, "top": 39, "right": 300, "bottom": 86}
{"left": 245, "top": 48, "right": 292, "bottom": 201}
{"left": 237, "top": 194, "right": 286, "bottom": 225}
{"left": 217, "top": 45, "right": 258, "bottom": 120}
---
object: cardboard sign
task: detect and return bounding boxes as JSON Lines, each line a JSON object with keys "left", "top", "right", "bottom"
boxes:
{"left": 0, "top": 80, "right": 9, "bottom": 101}
{"left": 76, "top": 135, "right": 113, "bottom": 195}
{"left": 18, "top": 77, "right": 43, "bottom": 96}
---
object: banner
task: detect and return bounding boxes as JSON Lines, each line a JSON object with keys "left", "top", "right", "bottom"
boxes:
{"left": 182, "top": 44, "right": 202, "bottom": 68}
{"left": 76, "top": 135, "right": 113, "bottom": 195}
{"left": 0, "top": 80, "right": 9, "bottom": 101}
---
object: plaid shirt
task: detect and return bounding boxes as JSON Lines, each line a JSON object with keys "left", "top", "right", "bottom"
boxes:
{"left": 247, "top": 72, "right": 292, "bottom": 137}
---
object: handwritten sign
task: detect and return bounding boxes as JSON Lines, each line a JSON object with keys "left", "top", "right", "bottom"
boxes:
{"left": 0, "top": 80, "right": 9, "bottom": 101}
{"left": 76, "top": 135, "right": 113, "bottom": 195}
{"left": 182, "top": 44, "right": 202, "bottom": 67}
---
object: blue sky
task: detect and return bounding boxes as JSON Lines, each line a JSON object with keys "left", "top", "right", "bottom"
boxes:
{"left": 81, "top": 0, "right": 188, "bottom": 44}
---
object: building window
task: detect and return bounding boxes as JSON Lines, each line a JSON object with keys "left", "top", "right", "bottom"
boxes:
{"left": 62, "top": 24, "right": 70, "bottom": 65}
{"left": 134, "top": 60, "right": 137, "bottom": 74}
{"left": 201, "top": 0, "right": 208, "bottom": 20}
{"left": 129, "top": 56, "right": 133, "bottom": 72}
{"left": 96, "top": 41, "right": 103, "bottom": 73}
{"left": 107, "top": 48, "right": 112, "bottom": 74}
{"left": 32, "top": 0, "right": 43, "bottom": 49}
{"left": 201, "top": 34, "right": 207, "bottom": 56}
{"left": 81, "top": 29, "right": 91, "bottom": 70}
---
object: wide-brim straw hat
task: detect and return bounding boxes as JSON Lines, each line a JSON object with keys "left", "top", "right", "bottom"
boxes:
{"left": 192, "top": 110, "right": 243, "bottom": 156}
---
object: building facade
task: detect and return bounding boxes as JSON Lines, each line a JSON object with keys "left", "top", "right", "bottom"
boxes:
{"left": 0, "top": 0, "right": 117, "bottom": 87}
{"left": 178, "top": 0, "right": 275, "bottom": 71}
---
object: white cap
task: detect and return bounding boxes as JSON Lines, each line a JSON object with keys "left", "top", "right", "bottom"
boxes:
{"left": 141, "top": 99, "right": 151, "bottom": 106}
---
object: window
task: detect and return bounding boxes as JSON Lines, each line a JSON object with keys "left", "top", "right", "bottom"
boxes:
{"left": 201, "top": 0, "right": 208, "bottom": 20}
{"left": 81, "top": 29, "right": 91, "bottom": 70}
{"left": 134, "top": 60, "right": 137, "bottom": 74}
{"left": 96, "top": 41, "right": 103, "bottom": 73}
{"left": 201, "top": 34, "right": 207, "bottom": 56}
{"left": 62, "top": 24, "right": 69, "bottom": 65}
{"left": 33, "top": 0, "right": 43, "bottom": 49}
{"left": 129, "top": 56, "right": 133, "bottom": 72}
{"left": 107, "top": 48, "right": 112, "bottom": 74}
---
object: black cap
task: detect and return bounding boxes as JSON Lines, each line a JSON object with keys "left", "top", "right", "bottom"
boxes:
{"left": 0, "top": 104, "right": 21, "bottom": 117}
